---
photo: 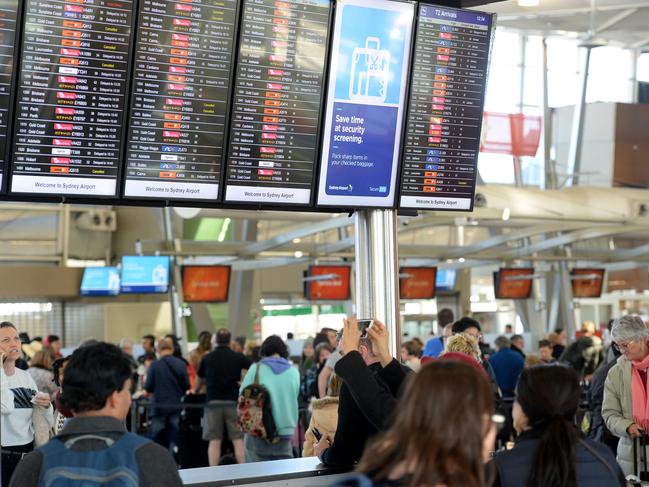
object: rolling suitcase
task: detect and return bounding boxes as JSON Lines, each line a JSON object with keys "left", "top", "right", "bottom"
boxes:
{"left": 629, "top": 434, "right": 649, "bottom": 486}
{"left": 176, "top": 393, "right": 209, "bottom": 469}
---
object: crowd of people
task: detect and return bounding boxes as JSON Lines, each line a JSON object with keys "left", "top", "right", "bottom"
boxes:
{"left": 2, "top": 310, "right": 649, "bottom": 486}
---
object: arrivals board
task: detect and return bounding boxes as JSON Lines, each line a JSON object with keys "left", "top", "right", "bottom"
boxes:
{"left": 10, "top": 0, "right": 135, "bottom": 197}
{"left": 0, "top": 0, "right": 19, "bottom": 190}
{"left": 398, "top": 5, "right": 493, "bottom": 211}
{"left": 123, "top": 0, "right": 239, "bottom": 201}
{"left": 316, "top": 0, "right": 414, "bottom": 208}
{"left": 224, "top": 0, "right": 330, "bottom": 206}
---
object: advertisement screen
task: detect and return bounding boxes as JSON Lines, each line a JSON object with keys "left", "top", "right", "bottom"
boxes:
{"left": 435, "top": 268, "right": 456, "bottom": 292}
{"left": 494, "top": 268, "right": 534, "bottom": 300}
{"left": 305, "top": 265, "right": 351, "bottom": 300}
{"left": 316, "top": 0, "right": 414, "bottom": 208}
{"left": 571, "top": 268, "right": 605, "bottom": 298}
{"left": 121, "top": 256, "right": 170, "bottom": 294}
{"left": 400, "top": 267, "right": 436, "bottom": 299}
{"left": 80, "top": 267, "right": 120, "bottom": 296}
{"left": 183, "top": 266, "right": 231, "bottom": 302}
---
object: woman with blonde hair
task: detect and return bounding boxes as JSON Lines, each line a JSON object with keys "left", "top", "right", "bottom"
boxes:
{"left": 330, "top": 361, "right": 496, "bottom": 487}
{"left": 443, "top": 332, "right": 481, "bottom": 362}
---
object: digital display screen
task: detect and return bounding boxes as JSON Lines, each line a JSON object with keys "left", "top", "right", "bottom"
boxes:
{"left": 316, "top": 0, "right": 414, "bottom": 208}
{"left": 121, "top": 255, "right": 170, "bottom": 293}
{"left": 400, "top": 267, "right": 436, "bottom": 299}
{"left": 305, "top": 265, "right": 351, "bottom": 300}
{"left": 224, "top": 0, "right": 330, "bottom": 206}
{"left": 0, "top": 0, "right": 19, "bottom": 190}
{"left": 80, "top": 267, "right": 120, "bottom": 296}
{"left": 571, "top": 268, "right": 605, "bottom": 298}
{"left": 435, "top": 267, "right": 456, "bottom": 291}
{"left": 11, "top": 0, "right": 135, "bottom": 197}
{"left": 399, "top": 5, "right": 493, "bottom": 211}
{"left": 123, "top": 0, "right": 239, "bottom": 201}
{"left": 183, "top": 265, "right": 231, "bottom": 302}
{"left": 494, "top": 268, "right": 534, "bottom": 300}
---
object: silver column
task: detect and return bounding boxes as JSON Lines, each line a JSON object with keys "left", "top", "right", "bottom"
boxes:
{"left": 566, "top": 45, "right": 593, "bottom": 187}
{"left": 163, "top": 207, "right": 187, "bottom": 353}
{"left": 354, "top": 209, "right": 401, "bottom": 356}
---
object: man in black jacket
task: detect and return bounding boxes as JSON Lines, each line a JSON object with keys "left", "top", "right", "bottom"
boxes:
{"left": 314, "top": 318, "right": 409, "bottom": 466}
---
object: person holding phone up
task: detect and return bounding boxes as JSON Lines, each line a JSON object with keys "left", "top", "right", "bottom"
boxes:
{"left": 1, "top": 321, "right": 53, "bottom": 486}
{"left": 314, "top": 317, "right": 411, "bottom": 467}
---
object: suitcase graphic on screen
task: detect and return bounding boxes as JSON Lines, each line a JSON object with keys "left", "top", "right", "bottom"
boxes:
{"left": 349, "top": 37, "right": 390, "bottom": 103}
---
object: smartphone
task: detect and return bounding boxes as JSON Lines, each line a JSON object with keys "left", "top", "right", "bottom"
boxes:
{"left": 357, "top": 319, "right": 373, "bottom": 338}
{"left": 312, "top": 427, "right": 322, "bottom": 442}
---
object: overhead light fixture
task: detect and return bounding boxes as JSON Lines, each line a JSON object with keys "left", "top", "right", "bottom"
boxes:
{"left": 502, "top": 207, "right": 511, "bottom": 221}
{"left": 294, "top": 251, "right": 304, "bottom": 258}
{"left": 518, "top": 0, "right": 539, "bottom": 6}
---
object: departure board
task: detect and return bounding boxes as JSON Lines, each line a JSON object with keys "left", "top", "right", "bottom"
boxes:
{"left": 11, "top": 0, "right": 135, "bottom": 197}
{"left": 398, "top": 6, "right": 493, "bottom": 211}
{"left": 123, "top": 0, "right": 238, "bottom": 201}
{"left": 224, "top": 0, "right": 330, "bottom": 206}
{"left": 0, "top": 0, "right": 19, "bottom": 190}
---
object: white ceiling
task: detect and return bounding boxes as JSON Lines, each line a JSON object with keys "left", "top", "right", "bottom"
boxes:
{"left": 474, "top": 0, "right": 649, "bottom": 48}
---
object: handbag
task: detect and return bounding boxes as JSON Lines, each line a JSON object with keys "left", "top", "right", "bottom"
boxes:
{"left": 32, "top": 404, "right": 53, "bottom": 447}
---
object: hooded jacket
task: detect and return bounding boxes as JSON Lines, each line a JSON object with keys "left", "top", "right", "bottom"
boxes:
{"left": 303, "top": 396, "right": 339, "bottom": 456}
{"left": 239, "top": 358, "right": 300, "bottom": 437}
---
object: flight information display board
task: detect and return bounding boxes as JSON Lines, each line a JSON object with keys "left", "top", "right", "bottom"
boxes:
{"left": 123, "top": 0, "right": 239, "bottom": 201}
{"left": 224, "top": 0, "right": 330, "bottom": 206}
{"left": 398, "top": 5, "right": 493, "bottom": 211}
{"left": 11, "top": 0, "right": 135, "bottom": 197}
{"left": 0, "top": 0, "right": 19, "bottom": 191}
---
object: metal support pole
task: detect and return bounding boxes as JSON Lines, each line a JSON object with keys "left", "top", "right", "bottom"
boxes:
{"left": 566, "top": 46, "right": 593, "bottom": 187}
{"left": 542, "top": 38, "right": 556, "bottom": 190}
{"left": 163, "top": 207, "right": 187, "bottom": 353}
{"left": 354, "top": 209, "right": 400, "bottom": 356}
{"left": 631, "top": 48, "right": 640, "bottom": 104}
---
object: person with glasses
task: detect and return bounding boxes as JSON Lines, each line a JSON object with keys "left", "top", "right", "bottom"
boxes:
{"left": 493, "top": 365, "right": 624, "bottom": 487}
{"left": 603, "top": 315, "right": 649, "bottom": 476}
{"left": 329, "top": 360, "right": 498, "bottom": 487}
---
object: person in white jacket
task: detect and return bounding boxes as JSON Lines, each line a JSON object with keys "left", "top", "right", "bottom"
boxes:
{"left": 1, "top": 321, "right": 53, "bottom": 486}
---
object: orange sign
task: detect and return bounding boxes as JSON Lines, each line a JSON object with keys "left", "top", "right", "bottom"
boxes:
{"left": 494, "top": 268, "right": 534, "bottom": 299}
{"left": 571, "top": 268, "right": 605, "bottom": 298}
{"left": 183, "top": 266, "right": 231, "bottom": 302}
{"left": 306, "top": 266, "right": 351, "bottom": 301}
{"left": 399, "top": 267, "right": 436, "bottom": 299}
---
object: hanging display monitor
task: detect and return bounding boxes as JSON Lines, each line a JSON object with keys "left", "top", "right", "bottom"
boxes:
{"left": 182, "top": 265, "right": 231, "bottom": 302}
{"left": 80, "top": 267, "right": 120, "bottom": 296}
{"left": 316, "top": 0, "right": 414, "bottom": 208}
{"left": 436, "top": 268, "right": 456, "bottom": 292}
{"left": 121, "top": 256, "right": 170, "bottom": 294}
{"left": 123, "top": 0, "right": 239, "bottom": 201}
{"left": 223, "top": 0, "right": 330, "bottom": 206}
{"left": 0, "top": 0, "right": 20, "bottom": 191}
{"left": 10, "top": 0, "right": 135, "bottom": 197}
{"left": 305, "top": 265, "right": 351, "bottom": 300}
{"left": 494, "top": 268, "right": 533, "bottom": 300}
{"left": 400, "top": 267, "right": 436, "bottom": 299}
{"left": 398, "top": 5, "right": 494, "bottom": 211}
{"left": 571, "top": 268, "right": 605, "bottom": 298}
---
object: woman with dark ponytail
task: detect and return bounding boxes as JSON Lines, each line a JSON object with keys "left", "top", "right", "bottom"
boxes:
{"left": 493, "top": 365, "right": 624, "bottom": 487}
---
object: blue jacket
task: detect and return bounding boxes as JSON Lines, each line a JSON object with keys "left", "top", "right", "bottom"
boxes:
{"left": 423, "top": 337, "right": 444, "bottom": 358}
{"left": 488, "top": 348, "right": 524, "bottom": 397}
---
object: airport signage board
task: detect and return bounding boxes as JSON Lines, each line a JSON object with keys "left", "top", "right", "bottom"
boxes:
{"left": 121, "top": 256, "right": 170, "bottom": 293}
{"left": 224, "top": 0, "right": 330, "bottom": 206}
{"left": 182, "top": 265, "right": 231, "bottom": 302}
{"left": 398, "top": 5, "right": 493, "bottom": 211}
